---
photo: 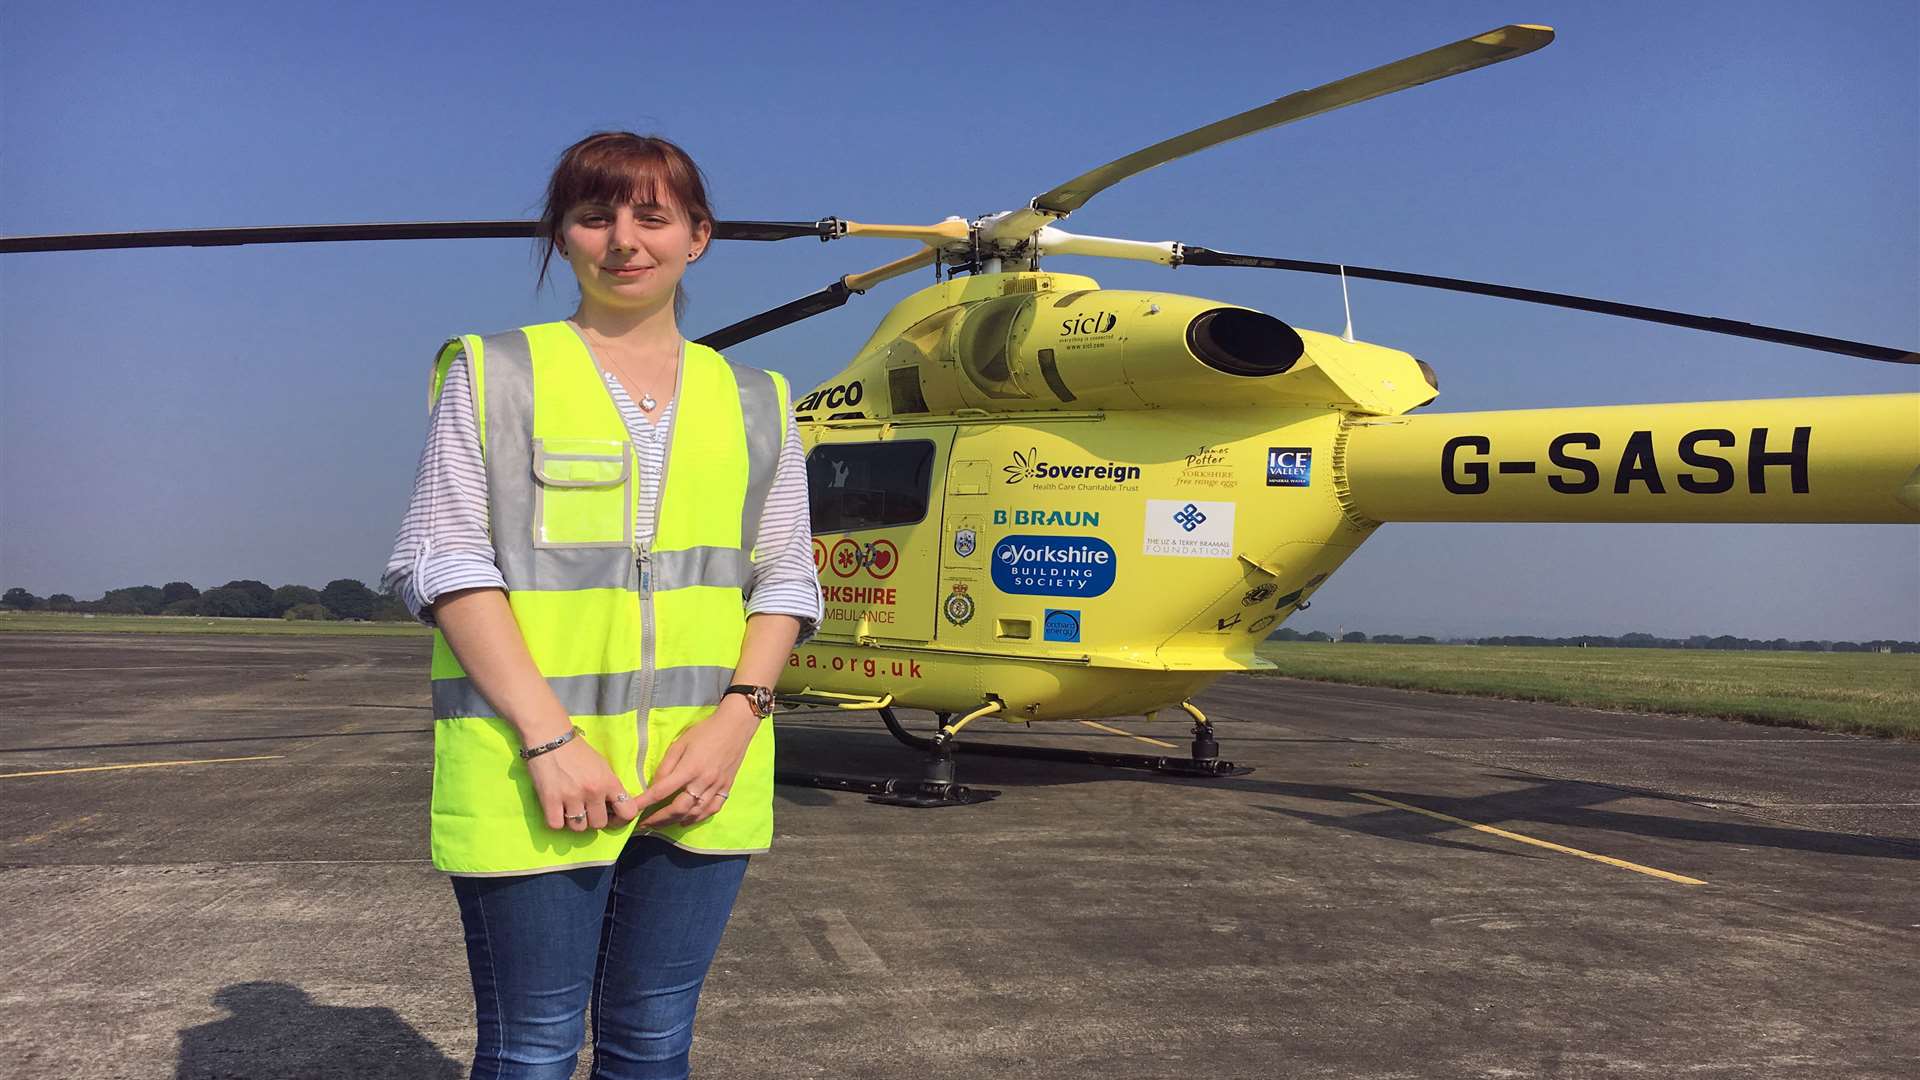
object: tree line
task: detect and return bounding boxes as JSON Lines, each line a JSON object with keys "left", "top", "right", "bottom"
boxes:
{"left": 1269, "top": 628, "right": 1919, "bottom": 653}
{"left": 0, "top": 579, "right": 412, "bottom": 622}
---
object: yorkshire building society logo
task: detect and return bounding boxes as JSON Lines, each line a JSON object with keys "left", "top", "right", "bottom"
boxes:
{"left": 1267, "top": 447, "right": 1312, "bottom": 487}
{"left": 991, "top": 536, "right": 1117, "bottom": 597}
{"left": 1142, "top": 499, "right": 1235, "bottom": 559}
{"left": 953, "top": 528, "right": 976, "bottom": 559}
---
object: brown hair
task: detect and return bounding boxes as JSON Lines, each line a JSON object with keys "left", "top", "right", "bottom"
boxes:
{"left": 536, "top": 132, "right": 715, "bottom": 309}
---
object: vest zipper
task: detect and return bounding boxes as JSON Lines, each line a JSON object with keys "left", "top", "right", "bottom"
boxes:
{"left": 637, "top": 540, "right": 655, "bottom": 763}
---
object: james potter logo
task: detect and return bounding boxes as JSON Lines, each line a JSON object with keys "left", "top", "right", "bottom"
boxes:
{"left": 1267, "top": 447, "right": 1312, "bottom": 487}
{"left": 1143, "top": 499, "right": 1235, "bottom": 559}
{"left": 1003, "top": 448, "right": 1142, "bottom": 488}
{"left": 1177, "top": 443, "right": 1236, "bottom": 489}
{"left": 991, "top": 536, "right": 1117, "bottom": 597}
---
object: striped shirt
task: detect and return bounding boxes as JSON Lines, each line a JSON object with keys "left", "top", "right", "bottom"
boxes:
{"left": 382, "top": 343, "right": 822, "bottom": 641}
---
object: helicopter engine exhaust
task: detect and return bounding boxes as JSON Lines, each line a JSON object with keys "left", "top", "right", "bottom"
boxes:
{"left": 1186, "top": 307, "right": 1303, "bottom": 376}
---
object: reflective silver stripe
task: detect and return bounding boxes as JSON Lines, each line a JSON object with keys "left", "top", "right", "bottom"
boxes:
{"left": 729, "top": 360, "right": 784, "bottom": 557}
{"left": 531, "top": 546, "right": 636, "bottom": 591}
{"left": 431, "top": 667, "right": 731, "bottom": 717}
{"left": 654, "top": 665, "right": 734, "bottom": 709}
{"left": 479, "top": 329, "right": 544, "bottom": 587}
{"left": 432, "top": 671, "right": 638, "bottom": 720}
{"left": 651, "top": 546, "right": 751, "bottom": 591}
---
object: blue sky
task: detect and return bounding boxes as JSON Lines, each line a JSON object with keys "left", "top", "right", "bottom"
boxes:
{"left": 2, "top": 1, "right": 1915, "bottom": 639}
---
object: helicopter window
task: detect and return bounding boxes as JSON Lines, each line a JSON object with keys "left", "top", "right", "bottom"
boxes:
{"left": 807, "top": 440, "right": 936, "bottom": 534}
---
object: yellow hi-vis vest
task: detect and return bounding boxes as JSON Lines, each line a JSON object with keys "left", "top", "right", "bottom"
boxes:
{"left": 423, "top": 322, "right": 790, "bottom": 875}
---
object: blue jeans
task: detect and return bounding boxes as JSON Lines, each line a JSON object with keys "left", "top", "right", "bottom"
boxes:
{"left": 450, "top": 835, "right": 750, "bottom": 1080}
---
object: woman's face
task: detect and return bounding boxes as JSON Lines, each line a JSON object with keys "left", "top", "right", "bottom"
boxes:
{"left": 559, "top": 194, "right": 711, "bottom": 317}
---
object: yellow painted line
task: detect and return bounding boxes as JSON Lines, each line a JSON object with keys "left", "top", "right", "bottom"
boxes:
{"left": 1350, "top": 791, "right": 1706, "bottom": 886}
{"left": 1078, "top": 720, "right": 1178, "bottom": 749}
{"left": 0, "top": 755, "right": 284, "bottom": 779}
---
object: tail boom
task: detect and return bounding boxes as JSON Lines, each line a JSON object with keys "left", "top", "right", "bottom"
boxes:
{"left": 1338, "top": 394, "right": 1920, "bottom": 524}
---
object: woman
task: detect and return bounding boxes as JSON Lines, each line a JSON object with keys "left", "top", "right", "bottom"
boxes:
{"left": 384, "top": 132, "right": 821, "bottom": 1079}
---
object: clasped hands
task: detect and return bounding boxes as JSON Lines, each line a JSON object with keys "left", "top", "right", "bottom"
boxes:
{"left": 524, "top": 697, "right": 759, "bottom": 832}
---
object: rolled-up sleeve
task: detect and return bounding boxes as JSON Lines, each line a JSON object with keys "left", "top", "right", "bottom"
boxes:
{"left": 381, "top": 348, "right": 507, "bottom": 626}
{"left": 745, "top": 418, "right": 823, "bottom": 644}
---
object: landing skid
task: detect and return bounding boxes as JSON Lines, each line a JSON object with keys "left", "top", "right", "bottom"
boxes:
{"left": 878, "top": 707, "right": 1253, "bottom": 779}
{"left": 770, "top": 766, "right": 999, "bottom": 807}
{"left": 773, "top": 698, "right": 1250, "bottom": 808}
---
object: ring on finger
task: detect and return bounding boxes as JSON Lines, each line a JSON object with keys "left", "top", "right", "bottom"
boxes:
{"left": 612, "top": 793, "right": 629, "bottom": 805}
{"left": 565, "top": 811, "right": 588, "bottom": 822}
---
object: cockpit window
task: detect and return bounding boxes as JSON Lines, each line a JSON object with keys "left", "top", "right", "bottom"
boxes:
{"left": 807, "top": 440, "right": 935, "bottom": 534}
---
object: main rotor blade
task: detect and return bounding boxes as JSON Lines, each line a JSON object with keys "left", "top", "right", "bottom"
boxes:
{"left": 695, "top": 247, "right": 938, "bottom": 351}
{"left": 1023, "top": 24, "right": 1553, "bottom": 221}
{"left": 0, "top": 219, "right": 833, "bottom": 254}
{"left": 1180, "top": 246, "right": 1919, "bottom": 364}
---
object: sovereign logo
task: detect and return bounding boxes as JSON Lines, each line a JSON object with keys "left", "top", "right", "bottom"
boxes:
{"left": 1267, "top": 447, "right": 1312, "bottom": 487}
{"left": 1003, "top": 448, "right": 1142, "bottom": 487}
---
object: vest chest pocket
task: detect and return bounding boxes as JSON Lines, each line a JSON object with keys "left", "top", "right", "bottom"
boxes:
{"left": 532, "top": 438, "right": 634, "bottom": 548}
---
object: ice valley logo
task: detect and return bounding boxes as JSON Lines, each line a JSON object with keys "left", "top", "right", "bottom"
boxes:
{"left": 991, "top": 536, "right": 1117, "bottom": 597}
{"left": 1267, "top": 447, "right": 1312, "bottom": 487}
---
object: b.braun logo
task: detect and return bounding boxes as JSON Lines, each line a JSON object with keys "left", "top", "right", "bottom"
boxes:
{"left": 1267, "top": 447, "right": 1312, "bottom": 487}
{"left": 1061, "top": 311, "right": 1118, "bottom": 336}
{"left": 991, "top": 535, "right": 1117, "bottom": 597}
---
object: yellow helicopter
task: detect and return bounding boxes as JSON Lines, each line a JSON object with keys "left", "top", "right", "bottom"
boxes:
{"left": 668, "top": 25, "right": 1917, "bottom": 805}
{"left": 6, "top": 26, "right": 1914, "bottom": 807}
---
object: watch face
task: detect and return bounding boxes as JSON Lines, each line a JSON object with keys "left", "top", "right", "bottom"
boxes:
{"left": 751, "top": 687, "right": 776, "bottom": 716}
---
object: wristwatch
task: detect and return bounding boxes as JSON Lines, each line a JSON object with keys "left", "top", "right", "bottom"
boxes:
{"left": 723, "top": 683, "right": 777, "bottom": 718}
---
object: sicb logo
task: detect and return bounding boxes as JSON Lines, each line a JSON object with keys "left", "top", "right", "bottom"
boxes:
{"left": 1061, "top": 311, "right": 1118, "bottom": 336}
{"left": 1267, "top": 447, "right": 1312, "bottom": 487}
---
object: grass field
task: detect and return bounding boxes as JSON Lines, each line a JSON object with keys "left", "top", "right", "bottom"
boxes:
{"left": 0, "top": 612, "right": 427, "bottom": 637}
{"left": 1254, "top": 642, "right": 1920, "bottom": 740}
{"left": 7, "top": 613, "right": 1911, "bottom": 738}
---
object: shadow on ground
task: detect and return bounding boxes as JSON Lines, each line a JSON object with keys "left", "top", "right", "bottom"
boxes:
{"left": 175, "top": 982, "right": 461, "bottom": 1080}
{"left": 772, "top": 714, "right": 1920, "bottom": 862}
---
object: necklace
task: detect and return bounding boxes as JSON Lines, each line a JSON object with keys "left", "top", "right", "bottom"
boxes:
{"left": 571, "top": 321, "right": 676, "bottom": 412}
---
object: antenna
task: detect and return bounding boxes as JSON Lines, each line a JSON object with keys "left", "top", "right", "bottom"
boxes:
{"left": 1339, "top": 264, "right": 1356, "bottom": 343}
